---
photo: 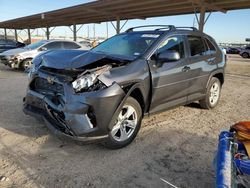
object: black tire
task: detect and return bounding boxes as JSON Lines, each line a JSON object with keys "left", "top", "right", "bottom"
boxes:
{"left": 242, "top": 52, "right": 249, "bottom": 58}
{"left": 199, "top": 77, "right": 221, "bottom": 109}
{"left": 21, "top": 59, "right": 33, "bottom": 71}
{"left": 103, "top": 97, "right": 142, "bottom": 149}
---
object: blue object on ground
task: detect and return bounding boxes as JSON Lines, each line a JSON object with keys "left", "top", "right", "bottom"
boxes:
{"left": 216, "top": 131, "right": 234, "bottom": 188}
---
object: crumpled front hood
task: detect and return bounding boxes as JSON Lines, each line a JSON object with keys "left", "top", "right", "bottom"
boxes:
{"left": 0, "top": 48, "right": 29, "bottom": 56}
{"left": 35, "top": 49, "right": 109, "bottom": 69}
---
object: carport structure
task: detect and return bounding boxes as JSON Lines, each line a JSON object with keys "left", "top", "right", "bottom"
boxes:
{"left": 0, "top": 0, "right": 250, "bottom": 42}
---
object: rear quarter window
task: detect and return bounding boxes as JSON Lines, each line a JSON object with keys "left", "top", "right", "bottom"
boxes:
{"left": 204, "top": 37, "right": 217, "bottom": 54}
{"left": 187, "top": 36, "right": 206, "bottom": 56}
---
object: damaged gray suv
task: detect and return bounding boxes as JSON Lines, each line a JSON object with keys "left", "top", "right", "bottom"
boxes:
{"left": 23, "top": 25, "right": 226, "bottom": 149}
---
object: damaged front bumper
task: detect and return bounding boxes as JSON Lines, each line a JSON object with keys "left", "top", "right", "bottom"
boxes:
{"left": 23, "top": 70, "right": 126, "bottom": 142}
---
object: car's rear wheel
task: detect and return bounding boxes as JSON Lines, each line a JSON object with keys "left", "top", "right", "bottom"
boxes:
{"left": 104, "top": 97, "right": 142, "bottom": 149}
{"left": 21, "top": 59, "right": 33, "bottom": 71}
{"left": 199, "top": 77, "right": 221, "bottom": 109}
{"left": 242, "top": 52, "right": 249, "bottom": 58}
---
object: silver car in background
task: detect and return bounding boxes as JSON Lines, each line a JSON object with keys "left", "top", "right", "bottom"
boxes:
{"left": 240, "top": 46, "right": 250, "bottom": 58}
{"left": 0, "top": 40, "right": 82, "bottom": 70}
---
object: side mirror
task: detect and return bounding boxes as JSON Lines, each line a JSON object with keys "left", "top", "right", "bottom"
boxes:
{"left": 39, "top": 47, "right": 47, "bottom": 51}
{"left": 158, "top": 50, "right": 180, "bottom": 63}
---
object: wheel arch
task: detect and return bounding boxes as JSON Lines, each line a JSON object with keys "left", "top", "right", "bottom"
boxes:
{"left": 108, "top": 83, "right": 146, "bottom": 130}
{"left": 130, "top": 88, "right": 145, "bottom": 113}
{"left": 213, "top": 73, "right": 224, "bottom": 85}
{"left": 206, "top": 69, "right": 225, "bottom": 89}
{"left": 122, "top": 83, "right": 147, "bottom": 113}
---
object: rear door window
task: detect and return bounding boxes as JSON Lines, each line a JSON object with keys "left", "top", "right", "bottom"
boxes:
{"left": 204, "top": 38, "right": 217, "bottom": 54}
{"left": 44, "top": 42, "right": 63, "bottom": 50}
{"left": 187, "top": 36, "right": 206, "bottom": 56}
{"left": 63, "top": 42, "right": 81, "bottom": 49}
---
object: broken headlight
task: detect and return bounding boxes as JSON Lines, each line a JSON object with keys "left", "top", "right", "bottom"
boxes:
{"left": 72, "top": 65, "right": 111, "bottom": 92}
{"left": 72, "top": 73, "right": 98, "bottom": 92}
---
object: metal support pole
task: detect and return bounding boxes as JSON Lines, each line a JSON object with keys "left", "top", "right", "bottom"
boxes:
{"left": 73, "top": 24, "right": 77, "bottom": 41}
{"left": 106, "top": 22, "right": 109, "bottom": 39}
{"left": 116, "top": 17, "right": 120, "bottom": 34}
{"left": 4, "top": 28, "right": 7, "bottom": 39}
{"left": 93, "top": 24, "right": 95, "bottom": 39}
{"left": 199, "top": 7, "right": 206, "bottom": 32}
{"left": 28, "top": 29, "right": 31, "bottom": 44}
{"left": 46, "top": 27, "right": 50, "bottom": 40}
{"left": 15, "top": 29, "right": 18, "bottom": 41}
{"left": 87, "top": 25, "right": 90, "bottom": 39}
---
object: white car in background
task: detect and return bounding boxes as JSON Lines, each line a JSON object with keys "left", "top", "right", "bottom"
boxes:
{"left": 79, "top": 40, "right": 92, "bottom": 50}
{"left": 0, "top": 40, "right": 82, "bottom": 71}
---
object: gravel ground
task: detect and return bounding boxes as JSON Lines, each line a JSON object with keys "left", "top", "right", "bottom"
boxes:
{"left": 0, "top": 55, "right": 249, "bottom": 188}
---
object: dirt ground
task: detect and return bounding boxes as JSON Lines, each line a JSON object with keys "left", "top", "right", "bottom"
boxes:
{"left": 0, "top": 54, "right": 249, "bottom": 188}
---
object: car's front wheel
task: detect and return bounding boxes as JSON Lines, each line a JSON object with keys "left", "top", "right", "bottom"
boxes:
{"left": 21, "top": 59, "right": 33, "bottom": 72}
{"left": 199, "top": 77, "right": 221, "bottom": 109}
{"left": 104, "top": 97, "right": 142, "bottom": 149}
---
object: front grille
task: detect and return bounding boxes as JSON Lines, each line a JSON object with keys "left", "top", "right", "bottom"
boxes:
{"left": 31, "top": 77, "right": 64, "bottom": 95}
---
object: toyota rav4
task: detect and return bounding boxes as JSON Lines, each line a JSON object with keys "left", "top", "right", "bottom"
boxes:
{"left": 23, "top": 25, "right": 226, "bottom": 149}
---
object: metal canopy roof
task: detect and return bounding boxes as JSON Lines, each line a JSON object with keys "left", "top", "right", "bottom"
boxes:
{"left": 1, "top": 0, "right": 250, "bottom": 29}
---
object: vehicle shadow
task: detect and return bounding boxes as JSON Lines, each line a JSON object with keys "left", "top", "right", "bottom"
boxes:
{"left": 185, "top": 102, "right": 203, "bottom": 109}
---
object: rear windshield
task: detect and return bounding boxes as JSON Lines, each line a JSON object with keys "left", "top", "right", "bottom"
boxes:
{"left": 92, "top": 33, "right": 161, "bottom": 60}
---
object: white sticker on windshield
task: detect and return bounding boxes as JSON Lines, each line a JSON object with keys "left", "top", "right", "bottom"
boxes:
{"left": 141, "top": 34, "right": 159, "bottom": 38}
{"left": 134, "top": 52, "right": 140, "bottom": 56}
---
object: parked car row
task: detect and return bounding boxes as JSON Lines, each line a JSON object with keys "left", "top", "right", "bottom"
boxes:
{"left": 226, "top": 47, "right": 241, "bottom": 54}
{"left": 219, "top": 46, "right": 250, "bottom": 59}
{"left": 0, "top": 39, "right": 88, "bottom": 71}
{"left": 240, "top": 46, "right": 250, "bottom": 58}
{"left": 0, "top": 39, "right": 25, "bottom": 53}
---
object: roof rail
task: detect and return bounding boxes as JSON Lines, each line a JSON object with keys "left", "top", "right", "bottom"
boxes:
{"left": 125, "top": 25, "right": 176, "bottom": 32}
{"left": 175, "top": 27, "right": 198, "bottom": 31}
{"left": 125, "top": 25, "right": 199, "bottom": 33}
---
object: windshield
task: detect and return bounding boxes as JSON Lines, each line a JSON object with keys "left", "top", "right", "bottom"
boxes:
{"left": 92, "top": 33, "right": 161, "bottom": 59}
{"left": 24, "top": 40, "right": 47, "bottom": 50}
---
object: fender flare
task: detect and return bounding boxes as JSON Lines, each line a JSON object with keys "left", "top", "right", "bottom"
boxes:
{"left": 206, "top": 68, "right": 225, "bottom": 89}
{"left": 107, "top": 83, "right": 144, "bottom": 130}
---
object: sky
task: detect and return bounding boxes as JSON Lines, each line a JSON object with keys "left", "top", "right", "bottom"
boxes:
{"left": 0, "top": 0, "right": 249, "bottom": 43}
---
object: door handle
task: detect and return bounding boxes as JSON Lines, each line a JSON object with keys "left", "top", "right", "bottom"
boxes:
{"left": 182, "top": 66, "right": 190, "bottom": 72}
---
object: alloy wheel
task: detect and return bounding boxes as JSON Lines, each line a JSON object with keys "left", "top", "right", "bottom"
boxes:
{"left": 209, "top": 82, "right": 220, "bottom": 105}
{"left": 111, "top": 104, "right": 138, "bottom": 142}
{"left": 24, "top": 60, "right": 32, "bottom": 71}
